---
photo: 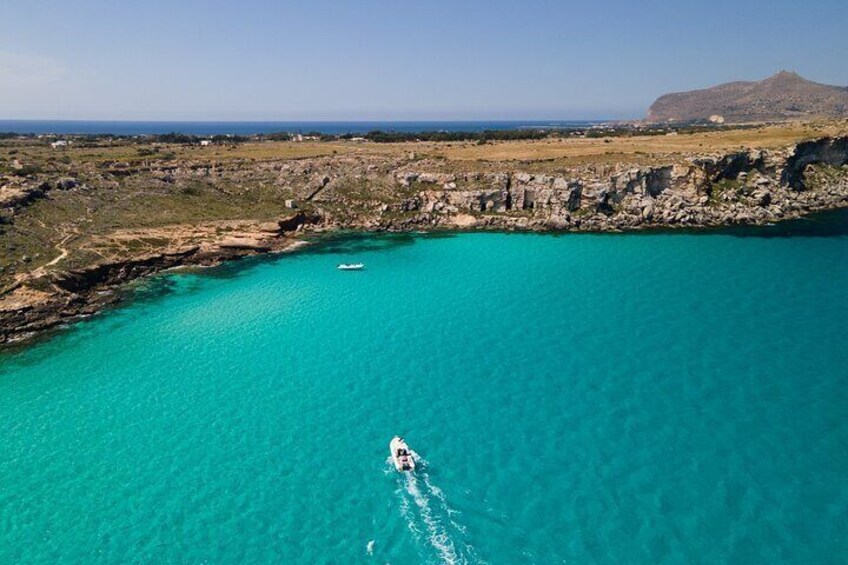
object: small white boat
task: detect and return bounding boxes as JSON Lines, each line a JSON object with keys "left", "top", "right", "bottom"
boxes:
{"left": 390, "top": 436, "right": 415, "bottom": 472}
{"left": 337, "top": 263, "right": 365, "bottom": 271}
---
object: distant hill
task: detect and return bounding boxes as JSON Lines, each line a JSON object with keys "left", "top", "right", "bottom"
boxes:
{"left": 647, "top": 71, "right": 848, "bottom": 124}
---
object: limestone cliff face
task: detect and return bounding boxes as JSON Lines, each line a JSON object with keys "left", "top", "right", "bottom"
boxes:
{"left": 781, "top": 137, "right": 848, "bottom": 188}
{"left": 380, "top": 138, "right": 848, "bottom": 231}
{"left": 5, "top": 138, "right": 845, "bottom": 234}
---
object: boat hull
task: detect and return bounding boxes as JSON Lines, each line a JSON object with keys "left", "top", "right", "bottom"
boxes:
{"left": 389, "top": 436, "right": 415, "bottom": 472}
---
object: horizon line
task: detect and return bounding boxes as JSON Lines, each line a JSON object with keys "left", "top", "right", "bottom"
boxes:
{"left": 0, "top": 117, "right": 627, "bottom": 123}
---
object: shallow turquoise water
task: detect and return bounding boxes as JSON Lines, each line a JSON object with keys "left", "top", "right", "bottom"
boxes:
{"left": 1, "top": 227, "right": 847, "bottom": 564}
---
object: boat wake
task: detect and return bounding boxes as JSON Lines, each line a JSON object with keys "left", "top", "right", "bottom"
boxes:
{"left": 391, "top": 453, "right": 483, "bottom": 564}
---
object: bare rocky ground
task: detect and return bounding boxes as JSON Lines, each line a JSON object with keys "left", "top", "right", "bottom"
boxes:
{"left": 1, "top": 124, "right": 847, "bottom": 344}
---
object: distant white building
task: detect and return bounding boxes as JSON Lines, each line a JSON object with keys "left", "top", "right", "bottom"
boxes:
{"left": 200, "top": 139, "right": 212, "bottom": 147}
{"left": 51, "top": 140, "right": 69, "bottom": 148}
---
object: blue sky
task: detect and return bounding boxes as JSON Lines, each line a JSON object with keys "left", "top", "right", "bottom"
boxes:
{"left": 1, "top": 0, "right": 846, "bottom": 120}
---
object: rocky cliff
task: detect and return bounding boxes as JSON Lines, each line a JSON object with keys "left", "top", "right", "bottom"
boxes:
{"left": 305, "top": 136, "right": 848, "bottom": 232}
{"left": 0, "top": 214, "right": 313, "bottom": 344}
{"left": 1, "top": 136, "right": 847, "bottom": 345}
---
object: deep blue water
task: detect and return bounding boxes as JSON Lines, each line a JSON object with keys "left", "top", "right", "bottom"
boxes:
{"left": 0, "top": 223, "right": 846, "bottom": 563}
{"left": 0, "top": 120, "right": 599, "bottom": 136}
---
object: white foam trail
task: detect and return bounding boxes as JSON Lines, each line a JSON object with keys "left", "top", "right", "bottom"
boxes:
{"left": 398, "top": 487, "right": 423, "bottom": 544}
{"left": 423, "top": 473, "right": 469, "bottom": 536}
{"left": 384, "top": 457, "right": 396, "bottom": 475}
{"left": 405, "top": 473, "right": 463, "bottom": 564}
{"left": 391, "top": 450, "right": 484, "bottom": 564}
{"left": 425, "top": 475, "right": 485, "bottom": 564}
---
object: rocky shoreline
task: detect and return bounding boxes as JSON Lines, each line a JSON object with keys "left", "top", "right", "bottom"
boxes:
{"left": 328, "top": 136, "right": 848, "bottom": 233}
{"left": 0, "top": 214, "right": 314, "bottom": 346}
{"left": 1, "top": 136, "right": 847, "bottom": 346}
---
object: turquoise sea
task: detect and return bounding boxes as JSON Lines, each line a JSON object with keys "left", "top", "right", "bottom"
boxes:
{"left": 1, "top": 219, "right": 847, "bottom": 564}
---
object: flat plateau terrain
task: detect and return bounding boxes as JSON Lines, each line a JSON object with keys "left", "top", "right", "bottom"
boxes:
{"left": 8, "top": 121, "right": 846, "bottom": 165}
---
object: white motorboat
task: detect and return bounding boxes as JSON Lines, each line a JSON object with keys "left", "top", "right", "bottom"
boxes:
{"left": 389, "top": 436, "right": 415, "bottom": 472}
{"left": 337, "top": 263, "right": 365, "bottom": 271}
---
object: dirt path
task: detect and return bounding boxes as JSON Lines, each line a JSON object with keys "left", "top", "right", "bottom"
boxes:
{"left": 26, "top": 233, "right": 74, "bottom": 280}
{"left": 43, "top": 241, "right": 70, "bottom": 268}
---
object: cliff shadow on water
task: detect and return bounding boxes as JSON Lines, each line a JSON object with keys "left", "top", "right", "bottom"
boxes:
{"left": 723, "top": 208, "right": 848, "bottom": 238}
{"left": 303, "top": 231, "right": 456, "bottom": 255}
{"left": 536, "top": 207, "right": 848, "bottom": 239}
{"left": 682, "top": 207, "right": 848, "bottom": 238}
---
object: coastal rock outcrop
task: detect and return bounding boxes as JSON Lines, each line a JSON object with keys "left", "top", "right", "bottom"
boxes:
{"left": 0, "top": 215, "right": 316, "bottom": 344}
{"left": 780, "top": 137, "right": 848, "bottom": 189}
{"left": 1, "top": 135, "right": 847, "bottom": 346}
{"left": 378, "top": 137, "right": 848, "bottom": 232}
